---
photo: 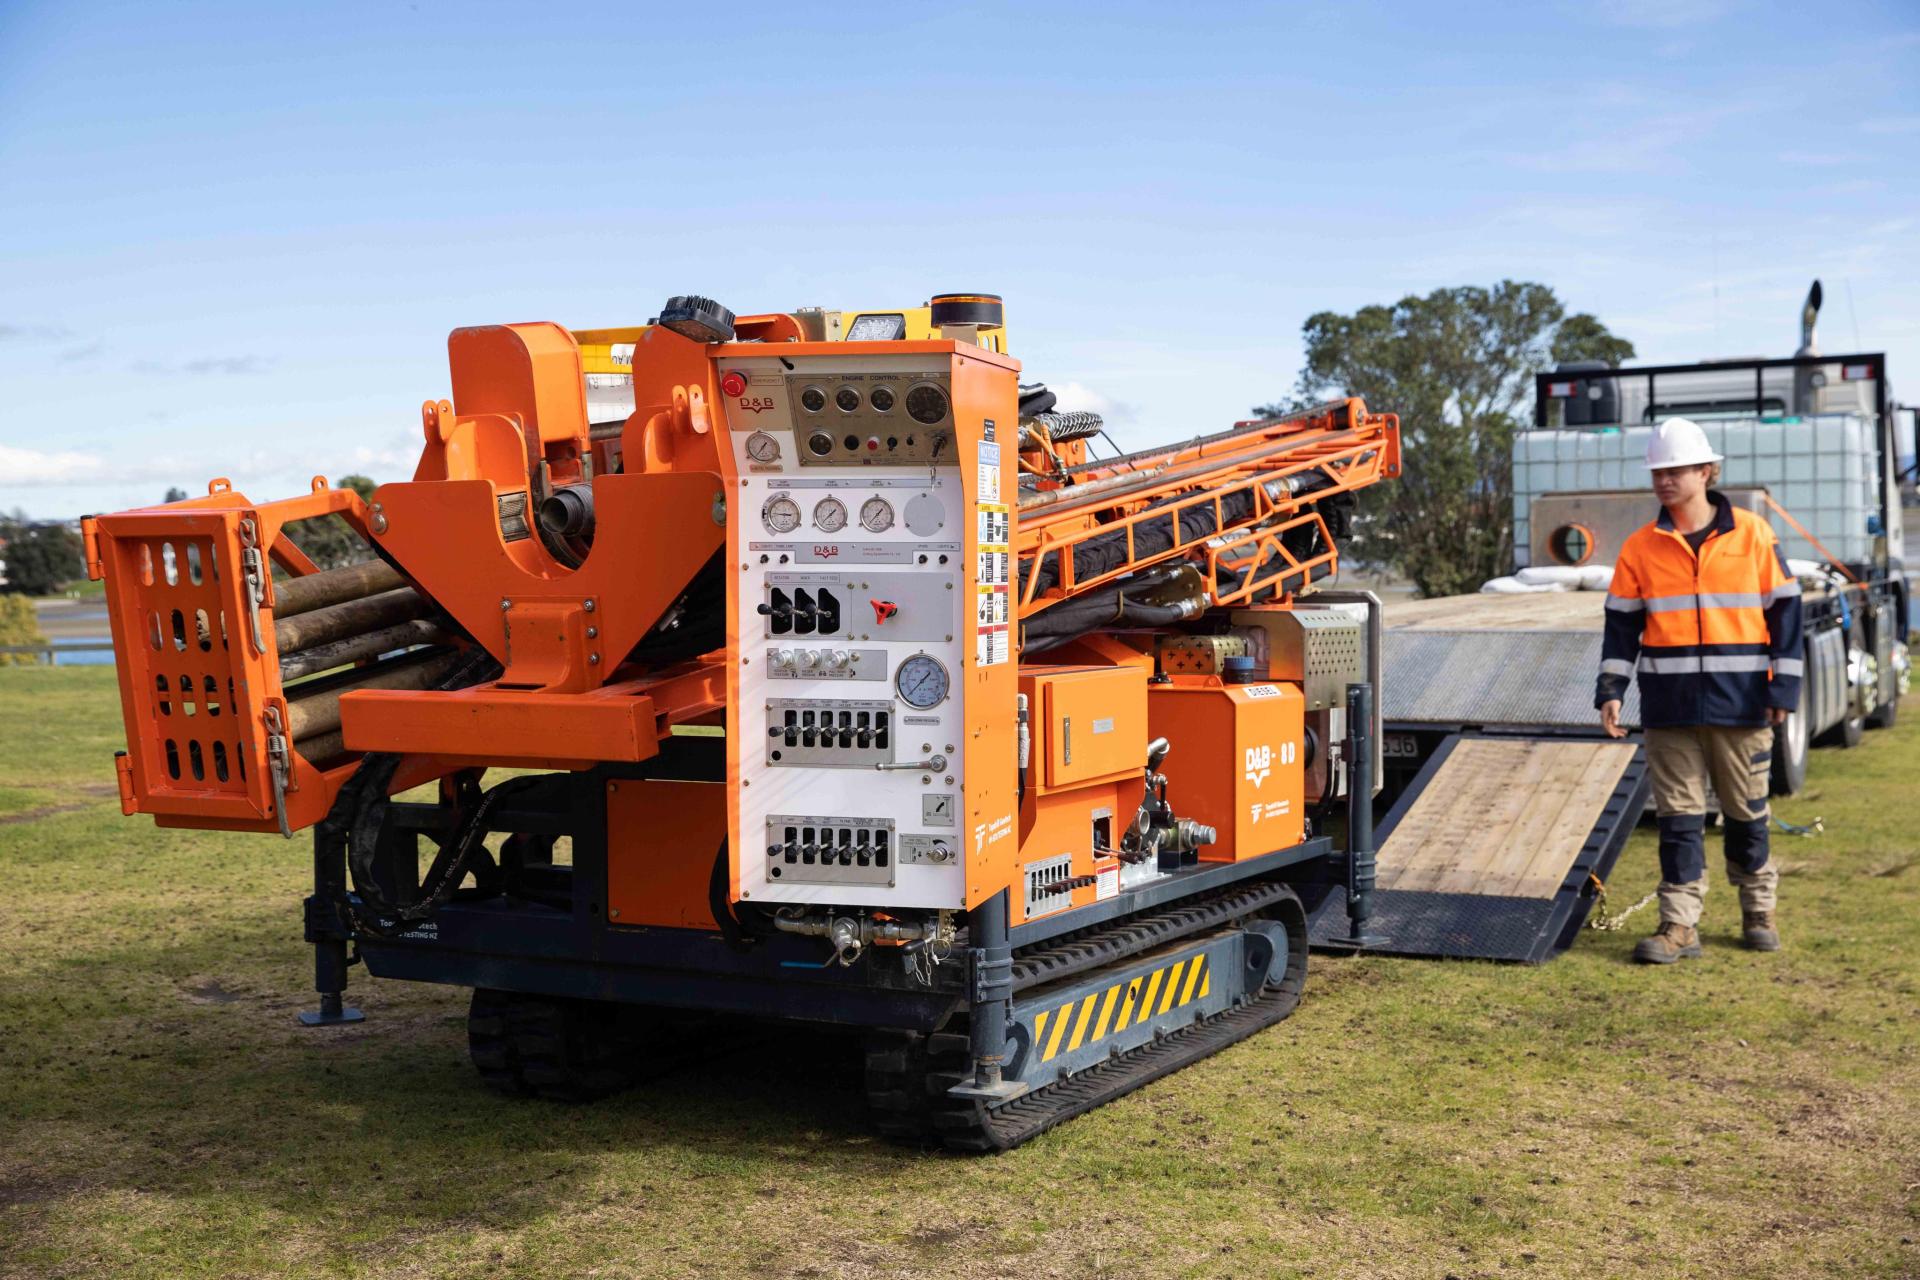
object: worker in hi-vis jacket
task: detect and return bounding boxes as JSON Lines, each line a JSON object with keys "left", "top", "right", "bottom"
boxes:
{"left": 1596, "top": 417, "right": 1804, "bottom": 964}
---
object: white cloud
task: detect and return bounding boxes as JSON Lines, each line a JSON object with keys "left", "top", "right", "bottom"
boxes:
{"left": 1046, "top": 380, "right": 1136, "bottom": 425}
{"left": 0, "top": 443, "right": 105, "bottom": 484}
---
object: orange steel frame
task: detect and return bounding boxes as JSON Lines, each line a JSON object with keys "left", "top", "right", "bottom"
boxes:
{"left": 1014, "top": 398, "right": 1399, "bottom": 614}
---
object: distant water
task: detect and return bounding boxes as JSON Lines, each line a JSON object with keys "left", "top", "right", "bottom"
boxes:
{"left": 48, "top": 639, "right": 115, "bottom": 667}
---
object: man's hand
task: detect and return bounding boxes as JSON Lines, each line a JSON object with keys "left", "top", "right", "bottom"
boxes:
{"left": 1600, "top": 700, "right": 1625, "bottom": 739}
{"left": 1768, "top": 706, "right": 1789, "bottom": 727}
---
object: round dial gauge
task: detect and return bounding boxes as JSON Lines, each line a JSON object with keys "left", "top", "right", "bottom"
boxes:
{"left": 905, "top": 382, "right": 949, "bottom": 425}
{"left": 744, "top": 431, "right": 780, "bottom": 463}
{"left": 834, "top": 385, "right": 862, "bottom": 413}
{"left": 799, "top": 386, "right": 827, "bottom": 413}
{"left": 761, "top": 495, "right": 802, "bottom": 534}
{"left": 859, "top": 496, "right": 895, "bottom": 532}
{"left": 869, "top": 385, "right": 896, "bottom": 412}
{"left": 806, "top": 430, "right": 833, "bottom": 457}
{"left": 895, "top": 654, "right": 950, "bottom": 710}
{"left": 813, "top": 497, "right": 847, "bottom": 532}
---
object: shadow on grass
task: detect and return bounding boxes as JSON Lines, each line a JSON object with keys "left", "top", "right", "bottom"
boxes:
{"left": 1, "top": 902, "right": 952, "bottom": 1248}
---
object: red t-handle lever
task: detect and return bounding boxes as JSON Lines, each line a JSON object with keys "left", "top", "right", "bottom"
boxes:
{"left": 871, "top": 599, "right": 898, "bottom": 624}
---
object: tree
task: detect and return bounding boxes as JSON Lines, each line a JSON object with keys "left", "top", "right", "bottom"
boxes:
{"left": 283, "top": 475, "right": 379, "bottom": 571}
{"left": 1257, "top": 281, "right": 1635, "bottom": 597}
{"left": 163, "top": 487, "right": 188, "bottom": 504}
{"left": 0, "top": 517, "right": 85, "bottom": 596}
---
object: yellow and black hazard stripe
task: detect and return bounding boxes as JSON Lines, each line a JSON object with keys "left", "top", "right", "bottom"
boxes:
{"left": 1029, "top": 952, "right": 1213, "bottom": 1065}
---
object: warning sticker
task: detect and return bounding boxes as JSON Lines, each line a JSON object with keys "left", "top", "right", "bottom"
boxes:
{"left": 973, "top": 499, "right": 1011, "bottom": 667}
{"left": 1096, "top": 866, "right": 1119, "bottom": 900}
{"left": 976, "top": 441, "right": 1002, "bottom": 503}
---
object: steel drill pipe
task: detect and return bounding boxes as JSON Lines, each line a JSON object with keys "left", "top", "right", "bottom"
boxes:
{"left": 288, "top": 650, "right": 461, "bottom": 741}
{"left": 273, "top": 559, "right": 406, "bottom": 617}
{"left": 278, "top": 618, "right": 449, "bottom": 683}
{"left": 273, "top": 587, "right": 430, "bottom": 655}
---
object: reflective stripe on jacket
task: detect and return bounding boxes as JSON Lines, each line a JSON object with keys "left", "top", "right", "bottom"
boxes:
{"left": 1595, "top": 491, "right": 1804, "bottom": 728}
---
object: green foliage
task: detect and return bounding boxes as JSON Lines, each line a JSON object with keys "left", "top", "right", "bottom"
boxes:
{"left": 0, "top": 514, "right": 85, "bottom": 596}
{"left": 1259, "top": 282, "right": 1635, "bottom": 597}
{"left": 0, "top": 593, "right": 47, "bottom": 664}
{"left": 281, "top": 474, "right": 379, "bottom": 571}
{"left": 162, "top": 487, "right": 188, "bottom": 504}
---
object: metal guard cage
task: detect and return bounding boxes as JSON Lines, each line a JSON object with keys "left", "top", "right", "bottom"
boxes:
{"left": 85, "top": 477, "right": 396, "bottom": 834}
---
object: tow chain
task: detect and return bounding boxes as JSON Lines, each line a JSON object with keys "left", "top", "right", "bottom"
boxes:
{"left": 1585, "top": 874, "right": 1656, "bottom": 932}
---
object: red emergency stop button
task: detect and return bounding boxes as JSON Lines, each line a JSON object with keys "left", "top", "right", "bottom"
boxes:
{"left": 871, "top": 599, "right": 898, "bottom": 624}
{"left": 721, "top": 370, "right": 748, "bottom": 398}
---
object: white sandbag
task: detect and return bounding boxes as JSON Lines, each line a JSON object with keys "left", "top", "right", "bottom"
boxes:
{"left": 1481, "top": 575, "right": 1567, "bottom": 594}
{"left": 1513, "top": 566, "right": 1586, "bottom": 587}
{"left": 1578, "top": 564, "right": 1614, "bottom": 592}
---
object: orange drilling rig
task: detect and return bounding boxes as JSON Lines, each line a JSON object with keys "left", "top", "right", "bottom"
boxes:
{"left": 85, "top": 294, "right": 1399, "bottom": 1150}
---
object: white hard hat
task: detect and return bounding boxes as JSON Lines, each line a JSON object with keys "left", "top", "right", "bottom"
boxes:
{"left": 1645, "top": 416, "right": 1722, "bottom": 469}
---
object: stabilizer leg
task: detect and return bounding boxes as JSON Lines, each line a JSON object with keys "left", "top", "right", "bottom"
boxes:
{"left": 299, "top": 825, "right": 365, "bottom": 1026}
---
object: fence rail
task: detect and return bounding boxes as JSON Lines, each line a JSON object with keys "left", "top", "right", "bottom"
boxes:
{"left": 1, "top": 642, "right": 115, "bottom": 662}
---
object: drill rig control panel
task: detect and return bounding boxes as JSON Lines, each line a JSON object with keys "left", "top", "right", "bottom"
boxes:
{"left": 720, "top": 346, "right": 1017, "bottom": 912}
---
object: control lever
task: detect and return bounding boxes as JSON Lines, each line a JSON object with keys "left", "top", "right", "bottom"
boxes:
{"left": 876, "top": 754, "right": 947, "bottom": 773}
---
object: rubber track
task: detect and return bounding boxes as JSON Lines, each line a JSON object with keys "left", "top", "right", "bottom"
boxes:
{"left": 868, "top": 879, "right": 1308, "bottom": 1151}
{"left": 1009, "top": 877, "right": 1298, "bottom": 993}
{"left": 944, "top": 968, "right": 1304, "bottom": 1152}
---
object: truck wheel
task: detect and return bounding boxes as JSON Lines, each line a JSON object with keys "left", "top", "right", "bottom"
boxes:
{"left": 467, "top": 988, "right": 642, "bottom": 1103}
{"left": 1770, "top": 675, "right": 1809, "bottom": 796}
{"left": 1866, "top": 692, "right": 1898, "bottom": 729}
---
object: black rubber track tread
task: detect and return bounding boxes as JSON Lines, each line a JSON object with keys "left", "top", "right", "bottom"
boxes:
{"left": 467, "top": 988, "right": 641, "bottom": 1104}
{"left": 467, "top": 988, "right": 532, "bottom": 1097}
{"left": 1008, "top": 877, "right": 1299, "bottom": 994}
{"left": 867, "top": 881, "right": 1309, "bottom": 1150}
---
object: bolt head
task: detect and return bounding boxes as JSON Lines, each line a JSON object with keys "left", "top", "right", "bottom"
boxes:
{"left": 588, "top": 652, "right": 601, "bottom": 665}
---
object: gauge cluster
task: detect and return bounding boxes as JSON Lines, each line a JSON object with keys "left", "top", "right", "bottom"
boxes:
{"left": 721, "top": 351, "right": 976, "bottom": 910}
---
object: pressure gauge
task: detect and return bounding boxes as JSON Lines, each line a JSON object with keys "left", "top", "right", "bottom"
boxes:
{"left": 799, "top": 386, "right": 827, "bottom": 413}
{"left": 869, "top": 385, "right": 896, "bottom": 412}
{"left": 744, "top": 431, "right": 780, "bottom": 463}
{"left": 895, "top": 654, "right": 950, "bottom": 710}
{"left": 905, "top": 382, "right": 949, "bottom": 425}
{"left": 860, "top": 496, "right": 894, "bottom": 532}
{"left": 813, "top": 497, "right": 847, "bottom": 532}
{"left": 761, "top": 495, "right": 801, "bottom": 534}
{"left": 835, "top": 385, "right": 862, "bottom": 413}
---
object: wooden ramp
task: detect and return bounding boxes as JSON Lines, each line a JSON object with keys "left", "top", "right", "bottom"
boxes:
{"left": 1377, "top": 738, "right": 1639, "bottom": 899}
{"left": 1307, "top": 733, "right": 1650, "bottom": 963}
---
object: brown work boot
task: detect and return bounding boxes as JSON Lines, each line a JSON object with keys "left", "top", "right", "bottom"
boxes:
{"left": 1742, "top": 911, "right": 1781, "bottom": 952}
{"left": 1633, "top": 922, "right": 1702, "bottom": 965}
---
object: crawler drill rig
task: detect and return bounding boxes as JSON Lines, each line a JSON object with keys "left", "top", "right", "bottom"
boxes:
{"left": 86, "top": 294, "right": 1399, "bottom": 1150}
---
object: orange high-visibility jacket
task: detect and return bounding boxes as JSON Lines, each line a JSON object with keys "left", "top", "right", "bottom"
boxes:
{"left": 1596, "top": 492, "right": 1803, "bottom": 728}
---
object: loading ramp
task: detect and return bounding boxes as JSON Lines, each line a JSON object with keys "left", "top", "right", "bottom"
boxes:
{"left": 1308, "top": 733, "right": 1650, "bottom": 963}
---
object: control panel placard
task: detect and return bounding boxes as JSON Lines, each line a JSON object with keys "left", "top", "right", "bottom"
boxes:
{"left": 722, "top": 352, "right": 974, "bottom": 910}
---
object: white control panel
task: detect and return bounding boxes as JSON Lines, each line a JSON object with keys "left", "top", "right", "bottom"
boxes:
{"left": 723, "top": 353, "right": 969, "bottom": 909}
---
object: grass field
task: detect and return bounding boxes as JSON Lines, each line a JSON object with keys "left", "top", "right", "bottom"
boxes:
{"left": 1, "top": 666, "right": 1915, "bottom": 1279}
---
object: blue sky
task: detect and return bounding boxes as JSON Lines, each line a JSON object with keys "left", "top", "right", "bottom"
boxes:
{"left": 2, "top": 0, "right": 1915, "bottom": 519}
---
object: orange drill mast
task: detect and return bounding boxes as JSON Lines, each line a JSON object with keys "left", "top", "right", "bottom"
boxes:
{"left": 85, "top": 293, "right": 1399, "bottom": 1150}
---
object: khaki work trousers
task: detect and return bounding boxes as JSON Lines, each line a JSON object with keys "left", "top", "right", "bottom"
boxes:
{"left": 1645, "top": 724, "right": 1779, "bottom": 928}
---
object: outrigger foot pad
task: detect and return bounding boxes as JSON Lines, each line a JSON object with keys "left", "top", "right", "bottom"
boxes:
{"left": 298, "top": 994, "right": 366, "bottom": 1026}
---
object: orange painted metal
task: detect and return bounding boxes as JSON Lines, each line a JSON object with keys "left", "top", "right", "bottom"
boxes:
{"left": 339, "top": 659, "right": 725, "bottom": 769}
{"left": 1015, "top": 398, "right": 1399, "bottom": 615}
{"left": 1014, "top": 777, "right": 1132, "bottom": 926}
{"left": 84, "top": 476, "right": 450, "bottom": 835}
{"left": 1147, "top": 680, "right": 1306, "bottom": 862}
{"left": 1026, "top": 665, "right": 1148, "bottom": 791}
{"left": 606, "top": 775, "right": 727, "bottom": 930}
